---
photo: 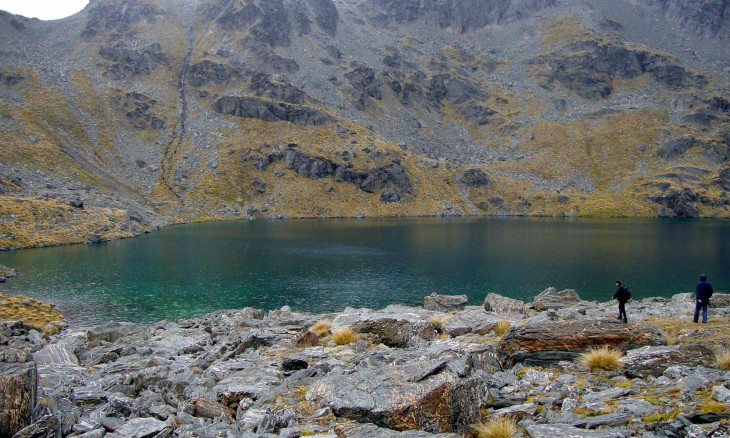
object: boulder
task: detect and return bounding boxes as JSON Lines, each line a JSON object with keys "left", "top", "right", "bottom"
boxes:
{"left": 333, "top": 422, "right": 461, "bottom": 437}
{"left": 0, "top": 349, "right": 37, "bottom": 438}
{"left": 620, "top": 344, "right": 715, "bottom": 378}
{"left": 712, "top": 385, "right": 730, "bottom": 403}
{"left": 531, "top": 287, "right": 581, "bottom": 311}
{"left": 440, "top": 310, "right": 507, "bottom": 337}
{"left": 238, "top": 407, "right": 296, "bottom": 434}
{"left": 10, "top": 414, "right": 60, "bottom": 438}
{"left": 423, "top": 293, "right": 468, "bottom": 312}
{"left": 185, "top": 397, "right": 235, "bottom": 420}
{"left": 307, "top": 365, "right": 484, "bottom": 434}
{"left": 213, "top": 366, "right": 283, "bottom": 406}
{"left": 497, "top": 319, "right": 664, "bottom": 367}
{"left": 525, "top": 424, "right": 625, "bottom": 438}
{"left": 483, "top": 293, "right": 525, "bottom": 314}
{"left": 332, "top": 306, "right": 438, "bottom": 348}
{"left": 457, "top": 168, "right": 489, "bottom": 187}
{"left": 103, "top": 417, "right": 169, "bottom": 438}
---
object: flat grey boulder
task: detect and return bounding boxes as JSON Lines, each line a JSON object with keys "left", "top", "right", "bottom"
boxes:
{"left": 213, "top": 366, "right": 283, "bottom": 406}
{"left": 104, "top": 417, "right": 169, "bottom": 438}
{"left": 483, "top": 293, "right": 525, "bottom": 314}
{"left": 620, "top": 344, "right": 715, "bottom": 378}
{"left": 331, "top": 306, "right": 438, "bottom": 347}
{"left": 526, "top": 423, "right": 625, "bottom": 438}
{"left": 532, "top": 287, "right": 581, "bottom": 311}
{"left": 572, "top": 412, "right": 630, "bottom": 429}
{"left": 713, "top": 385, "right": 730, "bottom": 403}
{"left": 307, "top": 364, "right": 483, "bottom": 433}
{"left": 440, "top": 309, "right": 507, "bottom": 337}
{"left": 423, "top": 293, "right": 468, "bottom": 312}
{"left": 334, "top": 422, "right": 461, "bottom": 437}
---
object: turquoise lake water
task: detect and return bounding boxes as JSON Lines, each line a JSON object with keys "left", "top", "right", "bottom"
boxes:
{"left": 0, "top": 217, "right": 728, "bottom": 326}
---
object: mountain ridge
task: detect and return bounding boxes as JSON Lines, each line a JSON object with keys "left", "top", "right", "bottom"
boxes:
{"left": 0, "top": 0, "right": 729, "bottom": 249}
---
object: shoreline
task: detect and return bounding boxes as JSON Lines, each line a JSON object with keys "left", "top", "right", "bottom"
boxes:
{"left": 3, "top": 211, "right": 729, "bottom": 252}
{"left": 3, "top": 289, "right": 730, "bottom": 437}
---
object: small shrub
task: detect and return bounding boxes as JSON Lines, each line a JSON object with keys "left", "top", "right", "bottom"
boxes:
{"left": 580, "top": 347, "right": 623, "bottom": 371}
{"left": 493, "top": 320, "right": 511, "bottom": 336}
{"left": 717, "top": 350, "right": 730, "bottom": 370}
{"left": 472, "top": 416, "right": 517, "bottom": 438}
{"left": 310, "top": 320, "right": 332, "bottom": 337}
{"left": 331, "top": 328, "right": 359, "bottom": 345}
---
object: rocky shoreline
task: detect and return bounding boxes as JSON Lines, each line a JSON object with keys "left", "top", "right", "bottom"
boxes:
{"left": 2, "top": 288, "right": 730, "bottom": 438}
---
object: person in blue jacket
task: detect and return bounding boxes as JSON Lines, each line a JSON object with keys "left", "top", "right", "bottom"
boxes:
{"left": 694, "top": 274, "right": 714, "bottom": 324}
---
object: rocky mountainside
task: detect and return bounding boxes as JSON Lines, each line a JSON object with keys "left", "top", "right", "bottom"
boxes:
{"left": 0, "top": 0, "right": 729, "bottom": 248}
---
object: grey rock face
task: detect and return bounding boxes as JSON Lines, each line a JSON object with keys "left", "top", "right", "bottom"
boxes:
{"left": 497, "top": 318, "right": 665, "bottom": 367}
{"left": 423, "top": 293, "right": 468, "bottom": 312}
{"left": 334, "top": 422, "right": 461, "bottom": 437}
{"left": 188, "top": 60, "right": 242, "bottom": 87}
{"left": 532, "top": 287, "right": 581, "bottom": 311}
{"left": 214, "top": 96, "right": 332, "bottom": 126}
{"left": 365, "top": 0, "right": 558, "bottom": 32}
{"left": 621, "top": 344, "right": 715, "bottom": 377}
{"left": 307, "top": 366, "right": 484, "bottom": 433}
{"left": 483, "top": 293, "right": 525, "bottom": 314}
{"left": 525, "top": 423, "right": 625, "bottom": 437}
{"left": 457, "top": 168, "right": 489, "bottom": 188}
{"left": 104, "top": 417, "right": 169, "bottom": 438}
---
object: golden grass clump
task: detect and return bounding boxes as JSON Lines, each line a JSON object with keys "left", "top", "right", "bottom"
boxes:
{"left": 0, "top": 293, "right": 65, "bottom": 334}
{"left": 493, "top": 320, "right": 511, "bottom": 337}
{"left": 331, "top": 327, "right": 360, "bottom": 346}
{"left": 310, "top": 320, "right": 332, "bottom": 337}
{"left": 717, "top": 350, "right": 730, "bottom": 371}
{"left": 580, "top": 347, "right": 624, "bottom": 371}
{"left": 471, "top": 416, "right": 517, "bottom": 438}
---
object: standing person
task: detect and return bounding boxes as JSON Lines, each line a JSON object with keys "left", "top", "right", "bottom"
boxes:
{"left": 694, "top": 274, "right": 714, "bottom": 324}
{"left": 613, "top": 280, "right": 630, "bottom": 323}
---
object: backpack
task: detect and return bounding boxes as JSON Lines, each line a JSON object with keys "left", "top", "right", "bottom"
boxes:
{"left": 623, "top": 286, "right": 631, "bottom": 300}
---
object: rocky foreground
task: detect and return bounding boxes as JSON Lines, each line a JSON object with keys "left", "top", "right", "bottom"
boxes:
{"left": 3, "top": 289, "right": 730, "bottom": 438}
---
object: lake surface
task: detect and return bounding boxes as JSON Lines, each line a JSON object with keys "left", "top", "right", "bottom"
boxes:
{"left": 0, "top": 217, "right": 728, "bottom": 326}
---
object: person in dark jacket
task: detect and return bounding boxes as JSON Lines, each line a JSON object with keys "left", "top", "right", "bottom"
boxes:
{"left": 613, "top": 280, "right": 629, "bottom": 323}
{"left": 694, "top": 274, "right": 714, "bottom": 323}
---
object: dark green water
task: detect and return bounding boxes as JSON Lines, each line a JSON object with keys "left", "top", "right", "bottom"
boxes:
{"left": 0, "top": 217, "right": 728, "bottom": 326}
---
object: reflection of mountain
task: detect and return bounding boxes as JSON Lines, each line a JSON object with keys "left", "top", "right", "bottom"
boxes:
{"left": 1, "top": 0, "right": 729, "bottom": 248}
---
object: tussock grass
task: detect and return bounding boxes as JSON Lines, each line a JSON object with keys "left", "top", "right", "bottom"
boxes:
{"left": 493, "top": 320, "right": 511, "bottom": 337}
{"left": 471, "top": 416, "right": 517, "bottom": 438}
{"left": 310, "top": 320, "right": 332, "bottom": 337}
{"left": 580, "top": 347, "right": 623, "bottom": 371}
{"left": 0, "top": 293, "right": 65, "bottom": 334}
{"left": 717, "top": 350, "right": 730, "bottom": 371}
{"left": 331, "top": 328, "right": 359, "bottom": 345}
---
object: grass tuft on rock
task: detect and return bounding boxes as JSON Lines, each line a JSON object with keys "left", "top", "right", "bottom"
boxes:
{"left": 310, "top": 320, "right": 332, "bottom": 337}
{"left": 493, "top": 320, "right": 511, "bottom": 337}
{"left": 471, "top": 416, "right": 517, "bottom": 438}
{"left": 580, "top": 346, "right": 623, "bottom": 371}
{"left": 717, "top": 349, "right": 730, "bottom": 371}
{"left": 331, "top": 327, "right": 359, "bottom": 345}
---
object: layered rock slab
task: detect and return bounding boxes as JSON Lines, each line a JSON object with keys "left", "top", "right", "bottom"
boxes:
{"left": 497, "top": 319, "right": 665, "bottom": 367}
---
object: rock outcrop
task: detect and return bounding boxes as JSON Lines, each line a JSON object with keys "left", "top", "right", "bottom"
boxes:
{"left": 3, "top": 293, "right": 730, "bottom": 437}
{"left": 497, "top": 319, "right": 665, "bottom": 367}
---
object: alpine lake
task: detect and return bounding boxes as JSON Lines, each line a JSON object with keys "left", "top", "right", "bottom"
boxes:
{"left": 1, "top": 217, "right": 728, "bottom": 326}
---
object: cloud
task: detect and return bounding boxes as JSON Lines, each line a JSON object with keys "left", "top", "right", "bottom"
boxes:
{"left": 0, "top": 0, "right": 89, "bottom": 21}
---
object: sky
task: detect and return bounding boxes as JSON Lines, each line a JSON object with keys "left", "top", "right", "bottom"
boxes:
{"left": 0, "top": 0, "right": 89, "bottom": 20}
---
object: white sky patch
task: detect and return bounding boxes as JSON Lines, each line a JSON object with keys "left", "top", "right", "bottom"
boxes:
{"left": 0, "top": 0, "right": 89, "bottom": 21}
